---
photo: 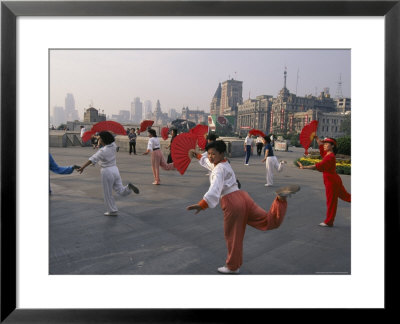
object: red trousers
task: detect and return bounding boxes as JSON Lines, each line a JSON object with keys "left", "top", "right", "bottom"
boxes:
{"left": 220, "top": 190, "right": 288, "bottom": 271}
{"left": 151, "top": 150, "right": 175, "bottom": 183}
{"left": 323, "top": 173, "right": 351, "bottom": 226}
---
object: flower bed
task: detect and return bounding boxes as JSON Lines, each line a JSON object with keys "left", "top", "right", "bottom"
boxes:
{"left": 294, "top": 157, "right": 351, "bottom": 175}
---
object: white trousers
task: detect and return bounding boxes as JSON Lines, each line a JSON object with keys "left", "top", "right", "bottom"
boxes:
{"left": 265, "top": 156, "right": 284, "bottom": 185}
{"left": 101, "top": 166, "right": 131, "bottom": 212}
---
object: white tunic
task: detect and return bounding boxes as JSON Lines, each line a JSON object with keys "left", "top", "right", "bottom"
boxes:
{"left": 244, "top": 136, "right": 253, "bottom": 146}
{"left": 89, "top": 142, "right": 131, "bottom": 212}
{"left": 147, "top": 137, "right": 161, "bottom": 151}
{"left": 199, "top": 154, "right": 239, "bottom": 209}
{"left": 89, "top": 142, "right": 117, "bottom": 168}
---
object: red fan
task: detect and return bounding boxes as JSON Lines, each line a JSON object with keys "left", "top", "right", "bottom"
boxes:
{"left": 91, "top": 121, "right": 126, "bottom": 135}
{"left": 139, "top": 120, "right": 154, "bottom": 133}
{"left": 300, "top": 120, "right": 319, "bottom": 155}
{"left": 161, "top": 127, "right": 169, "bottom": 140}
{"left": 189, "top": 124, "right": 209, "bottom": 150}
{"left": 249, "top": 128, "right": 266, "bottom": 137}
{"left": 81, "top": 130, "right": 96, "bottom": 143}
{"left": 171, "top": 133, "right": 198, "bottom": 175}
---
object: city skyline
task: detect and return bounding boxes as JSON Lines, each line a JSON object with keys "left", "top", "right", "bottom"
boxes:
{"left": 50, "top": 49, "right": 351, "bottom": 119}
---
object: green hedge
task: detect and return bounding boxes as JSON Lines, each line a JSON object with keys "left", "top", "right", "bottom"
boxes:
{"left": 294, "top": 158, "right": 351, "bottom": 175}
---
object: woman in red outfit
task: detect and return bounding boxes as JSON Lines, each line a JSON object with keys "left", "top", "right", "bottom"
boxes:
{"left": 297, "top": 136, "right": 351, "bottom": 227}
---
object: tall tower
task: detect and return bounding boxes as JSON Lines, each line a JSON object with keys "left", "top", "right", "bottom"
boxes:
{"left": 131, "top": 97, "right": 143, "bottom": 123}
{"left": 335, "top": 74, "right": 344, "bottom": 99}
{"left": 64, "top": 93, "right": 79, "bottom": 121}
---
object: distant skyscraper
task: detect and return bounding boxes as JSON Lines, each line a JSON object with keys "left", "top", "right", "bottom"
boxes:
{"left": 52, "top": 106, "right": 65, "bottom": 127}
{"left": 131, "top": 97, "right": 143, "bottom": 123}
{"left": 64, "top": 93, "right": 79, "bottom": 121}
{"left": 144, "top": 100, "right": 152, "bottom": 119}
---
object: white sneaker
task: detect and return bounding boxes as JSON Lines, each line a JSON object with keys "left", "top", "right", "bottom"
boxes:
{"left": 104, "top": 211, "right": 118, "bottom": 216}
{"left": 264, "top": 184, "right": 272, "bottom": 187}
{"left": 217, "top": 265, "right": 240, "bottom": 274}
{"left": 245, "top": 163, "right": 249, "bottom": 166}
{"left": 319, "top": 222, "right": 331, "bottom": 227}
{"left": 280, "top": 160, "right": 287, "bottom": 164}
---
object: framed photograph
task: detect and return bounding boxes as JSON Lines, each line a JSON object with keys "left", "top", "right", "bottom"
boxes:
{"left": 2, "top": 0, "right": 398, "bottom": 322}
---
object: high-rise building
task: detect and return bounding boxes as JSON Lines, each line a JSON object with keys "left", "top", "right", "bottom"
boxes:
{"left": 131, "top": 97, "right": 143, "bottom": 123}
{"left": 220, "top": 79, "right": 243, "bottom": 117}
{"left": 144, "top": 100, "right": 152, "bottom": 119}
{"left": 210, "top": 83, "right": 222, "bottom": 116}
{"left": 64, "top": 93, "right": 79, "bottom": 121}
{"left": 52, "top": 106, "right": 65, "bottom": 127}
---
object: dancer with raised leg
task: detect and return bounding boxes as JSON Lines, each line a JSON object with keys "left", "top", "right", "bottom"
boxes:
{"left": 77, "top": 131, "right": 139, "bottom": 216}
{"left": 187, "top": 140, "right": 300, "bottom": 274}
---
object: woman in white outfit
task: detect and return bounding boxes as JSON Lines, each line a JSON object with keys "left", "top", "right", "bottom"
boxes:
{"left": 77, "top": 131, "right": 139, "bottom": 216}
{"left": 262, "top": 136, "right": 286, "bottom": 187}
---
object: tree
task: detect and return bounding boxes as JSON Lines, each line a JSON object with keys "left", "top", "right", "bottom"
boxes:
{"left": 340, "top": 114, "right": 351, "bottom": 136}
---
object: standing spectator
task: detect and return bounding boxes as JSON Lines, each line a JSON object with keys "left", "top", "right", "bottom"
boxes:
{"left": 256, "top": 136, "right": 264, "bottom": 157}
{"left": 128, "top": 128, "right": 137, "bottom": 155}
{"left": 80, "top": 125, "right": 87, "bottom": 147}
{"left": 126, "top": 127, "right": 130, "bottom": 135}
{"left": 244, "top": 132, "right": 253, "bottom": 165}
{"left": 262, "top": 136, "right": 286, "bottom": 187}
{"left": 167, "top": 128, "right": 178, "bottom": 163}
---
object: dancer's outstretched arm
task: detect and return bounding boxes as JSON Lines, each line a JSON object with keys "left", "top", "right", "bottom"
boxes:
{"left": 297, "top": 161, "right": 316, "bottom": 170}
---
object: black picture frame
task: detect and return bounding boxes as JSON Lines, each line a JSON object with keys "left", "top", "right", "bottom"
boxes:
{"left": 1, "top": 0, "right": 399, "bottom": 322}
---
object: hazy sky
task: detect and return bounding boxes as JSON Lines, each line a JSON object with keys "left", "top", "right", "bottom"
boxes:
{"left": 50, "top": 49, "right": 350, "bottom": 118}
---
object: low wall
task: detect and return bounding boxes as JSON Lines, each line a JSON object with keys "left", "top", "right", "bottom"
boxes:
{"left": 50, "top": 131, "right": 250, "bottom": 157}
{"left": 114, "top": 136, "right": 248, "bottom": 158}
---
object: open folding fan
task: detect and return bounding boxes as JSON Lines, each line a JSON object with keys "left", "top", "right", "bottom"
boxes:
{"left": 299, "top": 120, "right": 319, "bottom": 155}
{"left": 171, "top": 133, "right": 198, "bottom": 175}
{"left": 161, "top": 127, "right": 170, "bottom": 140}
{"left": 81, "top": 130, "right": 96, "bottom": 143}
{"left": 139, "top": 120, "right": 154, "bottom": 133}
{"left": 249, "top": 128, "right": 266, "bottom": 137}
{"left": 189, "top": 124, "right": 209, "bottom": 150}
{"left": 91, "top": 121, "right": 126, "bottom": 135}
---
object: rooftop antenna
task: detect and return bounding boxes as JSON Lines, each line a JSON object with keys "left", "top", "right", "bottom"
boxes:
{"left": 295, "top": 68, "right": 300, "bottom": 95}
{"left": 234, "top": 71, "right": 237, "bottom": 80}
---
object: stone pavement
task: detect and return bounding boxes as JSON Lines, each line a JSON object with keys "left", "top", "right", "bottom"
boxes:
{"left": 49, "top": 146, "right": 351, "bottom": 275}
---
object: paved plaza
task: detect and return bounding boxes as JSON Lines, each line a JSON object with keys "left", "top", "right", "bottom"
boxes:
{"left": 49, "top": 145, "right": 351, "bottom": 275}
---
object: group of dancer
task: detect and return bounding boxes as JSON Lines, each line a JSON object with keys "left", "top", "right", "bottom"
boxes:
{"left": 50, "top": 127, "right": 350, "bottom": 274}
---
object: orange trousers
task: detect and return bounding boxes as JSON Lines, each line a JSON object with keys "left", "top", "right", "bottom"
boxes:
{"left": 220, "top": 190, "right": 288, "bottom": 271}
{"left": 151, "top": 150, "right": 175, "bottom": 183}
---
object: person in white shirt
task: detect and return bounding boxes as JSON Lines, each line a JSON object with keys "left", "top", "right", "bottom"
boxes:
{"left": 80, "top": 125, "right": 86, "bottom": 138}
{"left": 256, "top": 136, "right": 264, "bottom": 157}
{"left": 80, "top": 125, "right": 87, "bottom": 146}
{"left": 77, "top": 131, "right": 139, "bottom": 216}
{"left": 244, "top": 133, "right": 253, "bottom": 165}
{"left": 187, "top": 140, "right": 299, "bottom": 274}
{"left": 143, "top": 128, "right": 175, "bottom": 185}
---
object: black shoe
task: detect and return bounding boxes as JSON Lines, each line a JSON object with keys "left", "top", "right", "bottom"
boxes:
{"left": 237, "top": 179, "right": 241, "bottom": 189}
{"left": 128, "top": 183, "right": 139, "bottom": 194}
